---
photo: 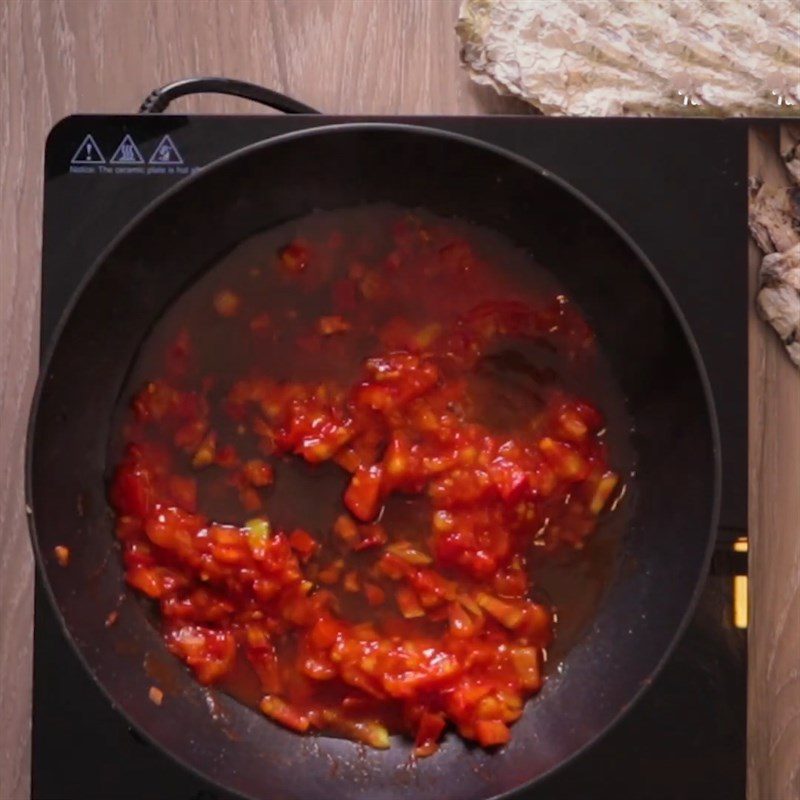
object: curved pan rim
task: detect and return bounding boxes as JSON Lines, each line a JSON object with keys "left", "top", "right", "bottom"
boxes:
{"left": 26, "top": 121, "right": 721, "bottom": 800}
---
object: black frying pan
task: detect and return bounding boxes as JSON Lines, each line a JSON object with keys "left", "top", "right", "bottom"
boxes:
{"left": 27, "top": 119, "right": 719, "bottom": 800}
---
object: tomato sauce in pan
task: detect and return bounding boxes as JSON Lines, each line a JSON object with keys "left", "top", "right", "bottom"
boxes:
{"left": 108, "top": 204, "right": 632, "bottom": 755}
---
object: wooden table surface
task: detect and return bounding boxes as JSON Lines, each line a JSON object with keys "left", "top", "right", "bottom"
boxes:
{"left": 0, "top": 2, "right": 797, "bottom": 799}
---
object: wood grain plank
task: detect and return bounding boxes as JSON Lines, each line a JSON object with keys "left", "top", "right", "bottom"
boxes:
{"left": 1, "top": 3, "right": 46, "bottom": 798}
{"left": 748, "top": 126, "right": 800, "bottom": 800}
{"left": 0, "top": 2, "right": 525, "bottom": 797}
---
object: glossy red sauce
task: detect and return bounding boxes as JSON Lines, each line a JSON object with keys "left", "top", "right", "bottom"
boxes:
{"left": 109, "top": 205, "right": 630, "bottom": 755}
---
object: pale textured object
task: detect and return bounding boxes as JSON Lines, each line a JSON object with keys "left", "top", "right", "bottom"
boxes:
{"left": 757, "top": 244, "right": 800, "bottom": 367}
{"left": 457, "top": 0, "right": 800, "bottom": 116}
{"left": 750, "top": 126, "right": 800, "bottom": 371}
{"left": 748, "top": 179, "right": 800, "bottom": 253}
{"left": 780, "top": 126, "right": 800, "bottom": 183}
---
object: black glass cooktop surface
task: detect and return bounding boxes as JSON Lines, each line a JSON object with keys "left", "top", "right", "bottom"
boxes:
{"left": 35, "top": 113, "right": 748, "bottom": 800}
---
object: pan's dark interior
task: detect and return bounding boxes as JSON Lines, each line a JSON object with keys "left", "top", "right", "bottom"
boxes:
{"left": 29, "top": 125, "right": 718, "bottom": 800}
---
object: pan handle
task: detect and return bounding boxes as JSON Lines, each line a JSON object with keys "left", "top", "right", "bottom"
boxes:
{"left": 138, "top": 77, "right": 320, "bottom": 114}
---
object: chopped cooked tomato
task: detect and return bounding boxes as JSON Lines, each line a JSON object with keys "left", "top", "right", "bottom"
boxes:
{"left": 475, "top": 719, "right": 511, "bottom": 747}
{"left": 343, "top": 464, "right": 383, "bottom": 522}
{"left": 110, "top": 205, "right": 622, "bottom": 757}
{"left": 242, "top": 459, "right": 274, "bottom": 487}
{"left": 289, "top": 528, "right": 318, "bottom": 559}
{"left": 414, "top": 711, "right": 446, "bottom": 756}
{"left": 111, "top": 463, "right": 155, "bottom": 517}
{"left": 364, "top": 583, "right": 386, "bottom": 607}
{"left": 168, "top": 475, "right": 197, "bottom": 512}
{"left": 278, "top": 240, "right": 311, "bottom": 274}
{"left": 317, "top": 315, "right": 351, "bottom": 335}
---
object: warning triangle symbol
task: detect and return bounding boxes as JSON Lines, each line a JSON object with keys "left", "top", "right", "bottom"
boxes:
{"left": 149, "top": 135, "right": 183, "bottom": 165}
{"left": 110, "top": 134, "right": 145, "bottom": 164}
{"left": 71, "top": 134, "right": 105, "bottom": 164}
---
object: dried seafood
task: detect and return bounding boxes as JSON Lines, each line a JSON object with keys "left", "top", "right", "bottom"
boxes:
{"left": 757, "top": 244, "right": 800, "bottom": 367}
{"left": 751, "top": 126, "right": 800, "bottom": 369}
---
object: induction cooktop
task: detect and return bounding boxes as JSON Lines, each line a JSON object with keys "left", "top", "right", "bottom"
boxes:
{"left": 34, "top": 108, "right": 749, "bottom": 800}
